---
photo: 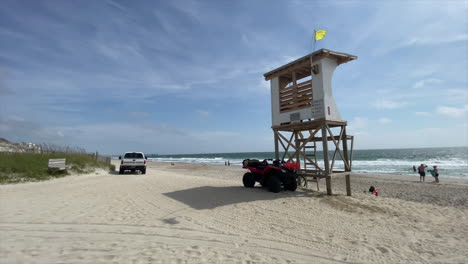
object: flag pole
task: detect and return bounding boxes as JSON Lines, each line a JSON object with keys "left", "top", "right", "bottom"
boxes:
{"left": 313, "top": 30, "right": 316, "bottom": 52}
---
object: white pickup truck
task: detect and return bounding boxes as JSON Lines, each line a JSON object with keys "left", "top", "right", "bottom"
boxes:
{"left": 119, "top": 152, "right": 147, "bottom": 174}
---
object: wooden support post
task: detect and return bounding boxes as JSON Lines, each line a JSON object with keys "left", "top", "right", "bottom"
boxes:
{"left": 346, "top": 173, "right": 351, "bottom": 196}
{"left": 274, "top": 130, "right": 280, "bottom": 160}
{"left": 326, "top": 177, "right": 332, "bottom": 195}
{"left": 321, "top": 124, "right": 332, "bottom": 195}
{"left": 326, "top": 176, "right": 332, "bottom": 195}
{"left": 294, "top": 130, "right": 303, "bottom": 186}
{"left": 294, "top": 131, "right": 300, "bottom": 164}
{"left": 350, "top": 136, "right": 354, "bottom": 170}
{"left": 342, "top": 126, "right": 350, "bottom": 171}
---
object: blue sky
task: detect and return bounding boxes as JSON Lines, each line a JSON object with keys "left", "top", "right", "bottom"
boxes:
{"left": 1, "top": 0, "right": 467, "bottom": 155}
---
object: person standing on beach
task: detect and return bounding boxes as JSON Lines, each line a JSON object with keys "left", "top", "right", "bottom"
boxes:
{"left": 433, "top": 166, "right": 439, "bottom": 183}
{"left": 418, "top": 164, "right": 428, "bottom": 182}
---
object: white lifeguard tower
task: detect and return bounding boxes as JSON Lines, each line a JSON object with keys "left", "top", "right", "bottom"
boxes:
{"left": 264, "top": 49, "right": 357, "bottom": 195}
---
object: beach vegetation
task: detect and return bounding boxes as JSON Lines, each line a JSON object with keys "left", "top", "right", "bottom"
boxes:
{"left": 0, "top": 152, "right": 112, "bottom": 184}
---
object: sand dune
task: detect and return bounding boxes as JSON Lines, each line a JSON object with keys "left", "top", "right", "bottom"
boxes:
{"left": 1, "top": 161, "right": 467, "bottom": 263}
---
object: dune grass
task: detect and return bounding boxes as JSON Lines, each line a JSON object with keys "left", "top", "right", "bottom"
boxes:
{"left": 0, "top": 152, "right": 114, "bottom": 184}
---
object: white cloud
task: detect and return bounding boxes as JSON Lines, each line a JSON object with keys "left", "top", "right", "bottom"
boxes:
{"left": 354, "top": 131, "right": 369, "bottom": 137}
{"left": 378, "top": 118, "right": 392, "bottom": 124}
{"left": 413, "top": 78, "right": 442, "bottom": 89}
{"left": 257, "top": 78, "right": 270, "bottom": 94}
{"left": 372, "top": 99, "right": 408, "bottom": 110}
{"left": 196, "top": 110, "right": 210, "bottom": 117}
{"left": 436, "top": 105, "right": 468, "bottom": 118}
{"left": 126, "top": 112, "right": 150, "bottom": 119}
{"left": 348, "top": 117, "right": 368, "bottom": 135}
{"left": 415, "top": 112, "right": 431, "bottom": 117}
{"left": 0, "top": 117, "right": 264, "bottom": 154}
{"left": 0, "top": 26, "right": 31, "bottom": 40}
{"left": 401, "top": 34, "right": 468, "bottom": 48}
{"left": 447, "top": 88, "right": 468, "bottom": 104}
{"left": 348, "top": 1, "right": 468, "bottom": 57}
{"left": 106, "top": 0, "right": 127, "bottom": 11}
{"left": 0, "top": 117, "right": 62, "bottom": 142}
{"left": 2, "top": 0, "right": 467, "bottom": 154}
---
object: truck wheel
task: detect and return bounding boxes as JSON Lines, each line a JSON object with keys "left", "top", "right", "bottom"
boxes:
{"left": 142, "top": 168, "right": 146, "bottom": 174}
{"left": 284, "top": 174, "right": 298, "bottom": 191}
{"left": 119, "top": 168, "right": 124, "bottom": 174}
{"left": 268, "top": 176, "right": 281, "bottom": 193}
{"left": 242, "top": 172, "right": 255, "bottom": 188}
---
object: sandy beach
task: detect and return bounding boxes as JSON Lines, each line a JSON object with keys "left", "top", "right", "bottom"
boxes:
{"left": 1, "top": 161, "right": 467, "bottom": 263}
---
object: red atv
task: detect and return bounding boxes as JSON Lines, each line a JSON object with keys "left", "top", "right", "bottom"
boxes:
{"left": 242, "top": 159, "right": 299, "bottom": 193}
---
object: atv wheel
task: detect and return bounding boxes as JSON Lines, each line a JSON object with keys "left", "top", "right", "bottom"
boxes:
{"left": 284, "top": 174, "right": 298, "bottom": 191}
{"left": 242, "top": 172, "right": 256, "bottom": 188}
{"left": 268, "top": 176, "right": 281, "bottom": 193}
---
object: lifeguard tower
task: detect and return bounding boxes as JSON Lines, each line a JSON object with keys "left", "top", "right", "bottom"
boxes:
{"left": 263, "top": 49, "right": 357, "bottom": 195}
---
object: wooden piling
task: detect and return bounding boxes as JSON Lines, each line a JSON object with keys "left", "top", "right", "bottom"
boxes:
{"left": 346, "top": 174, "right": 351, "bottom": 196}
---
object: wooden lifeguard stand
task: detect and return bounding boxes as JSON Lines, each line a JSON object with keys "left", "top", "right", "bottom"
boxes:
{"left": 263, "top": 49, "right": 357, "bottom": 195}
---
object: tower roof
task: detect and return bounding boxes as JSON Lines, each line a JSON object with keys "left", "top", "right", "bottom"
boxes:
{"left": 263, "top": 49, "right": 357, "bottom": 81}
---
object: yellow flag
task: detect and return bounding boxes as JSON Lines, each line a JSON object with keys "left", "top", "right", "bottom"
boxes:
{"left": 315, "top": 30, "right": 327, "bottom": 41}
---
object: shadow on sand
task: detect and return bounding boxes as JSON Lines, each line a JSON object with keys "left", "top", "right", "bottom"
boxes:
{"left": 108, "top": 170, "right": 143, "bottom": 175}
{"left": 163, "top": 186, "right": 327, "bottom": 210}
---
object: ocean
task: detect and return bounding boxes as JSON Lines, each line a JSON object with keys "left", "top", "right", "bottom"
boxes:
{"left": 144, "top": 147, "right": 468, "bottom": 179}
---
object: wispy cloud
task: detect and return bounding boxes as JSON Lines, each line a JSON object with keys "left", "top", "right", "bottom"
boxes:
{"left": 400, "top": 34, "right": 468, "bottom": 49}
{"left": 413, "top": 78, "right": 442, "bottom": 89}
{"left": 196, "top": 110, "right": 210, "bottom": 117}
{"left": 0, "top": 117, "right": 65, "bottom": 142}
{"left": 345, "top": 1, "right": 468, "bottom": 57}
{"left": 372, "top": 99, "right": 408, "bottom": 110}
{"left": 1, "top": 0, "right": 466, "bottom": 153}
{"left": 415, "top": 112, "right": 431, "bottom": 117}
{"left": 348, "top": 117, "right": 368, "bottom": 133}
{"left": 106, "top": 0, "right": 127, "bottom": 12}
{"left": 436, "top": 105, "right": 468, "bottom": 118}
{"left": 378, "top": 118, "right": 392, "bottom": 124}
{"left": 447, "top": 88, "right": 468, "bottom": 102}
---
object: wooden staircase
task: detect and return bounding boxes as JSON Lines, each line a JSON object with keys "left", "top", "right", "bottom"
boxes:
{"left": 296, "top": 131, "right": 322, "bottom": 191}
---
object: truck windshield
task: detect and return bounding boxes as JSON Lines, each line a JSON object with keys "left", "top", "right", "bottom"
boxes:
{"left": 124, "top": 153, "right": 144, "bottom": 159}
